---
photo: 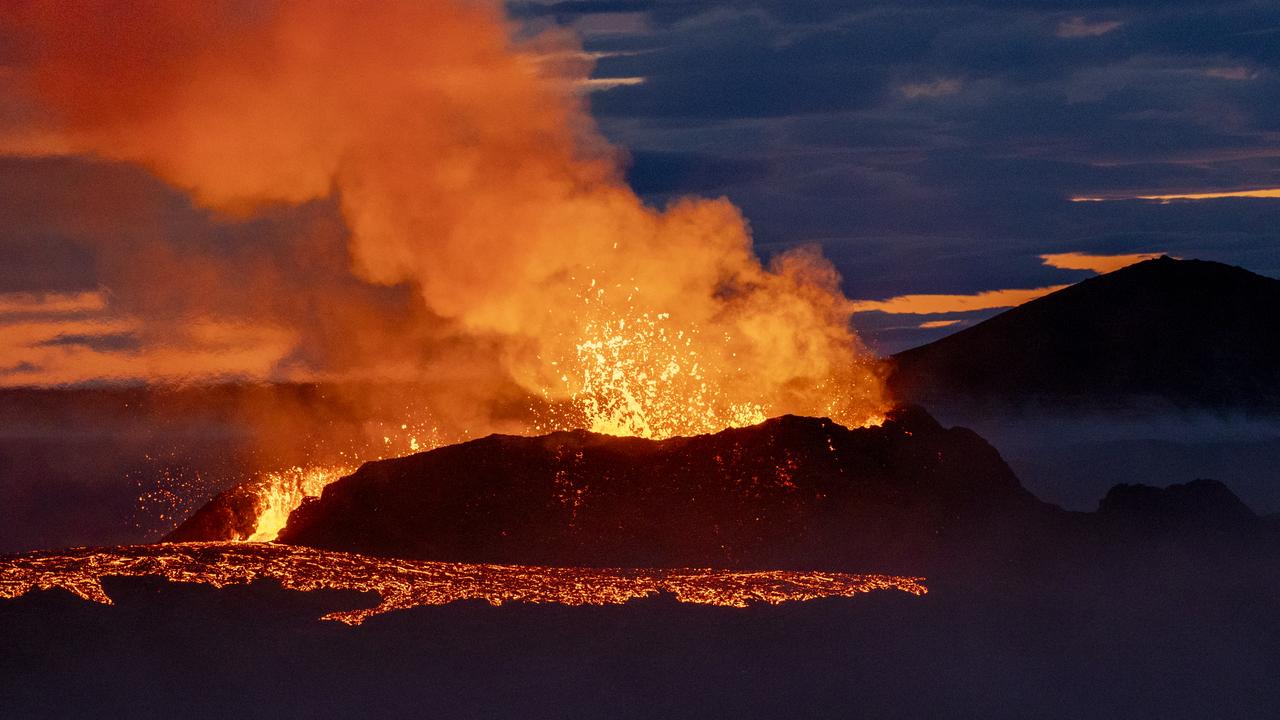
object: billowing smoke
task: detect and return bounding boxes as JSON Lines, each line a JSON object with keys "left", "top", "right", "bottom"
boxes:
{"left": 0, "top": 0, "right": 885, "bottom": 440}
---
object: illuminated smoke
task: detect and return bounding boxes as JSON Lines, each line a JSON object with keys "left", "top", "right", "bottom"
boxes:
{"left": 0, "top": 0, "right": 886, "bottom": 439}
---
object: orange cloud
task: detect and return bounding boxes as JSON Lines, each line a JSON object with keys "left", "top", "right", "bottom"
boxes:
{"left": 850, "top": 285, "right": 1068, "bottom": 315}
{"left": 0, "top": 290, "right": 300, "bottom": 387}
{"left": 1039, "top": 252, "right": 1165, "bottom": 273}
{"left": 575, "top": 77, "right": 647, "bottom": 92}
{"left": 0, "top": 309, "right": 299, "bottom": 387}
{"left": 918, "top": 319, "right": 962, "bottom": 329}
{"left": 1072, "top": 188, "right": 1280, "bottom": 202}
{"left": 0, "top": 290, "right": 108, "bottom": 315}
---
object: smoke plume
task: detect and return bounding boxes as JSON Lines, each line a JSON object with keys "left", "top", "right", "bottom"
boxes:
{"left": 0, "top": 0, "right": 885, "bottom": 439}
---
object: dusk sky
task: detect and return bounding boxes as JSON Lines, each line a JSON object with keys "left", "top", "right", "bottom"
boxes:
{"left": 2, "top": 0, "right": 1279, "bottom": 389}
{"left": 517, "top": 0, "right": 1280, "bottom": 349}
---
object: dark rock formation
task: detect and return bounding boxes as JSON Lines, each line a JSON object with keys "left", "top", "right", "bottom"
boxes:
{"left": 165, "top": 483, "right": 261, "bottom": 542}
{"left": 1097, "top": 478, "right": 1259, "bottom": 533}
{"left": 889, "top": 257, "right": 1280, "bottom": 410}
{"left": 275, "top": 406, "right": 1054, "bottom": 571}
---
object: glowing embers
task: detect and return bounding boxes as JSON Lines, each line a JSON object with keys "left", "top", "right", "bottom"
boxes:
{"left": 557, "top": 283, "right": 764, "bottom": 439}
{"left": 544, "top": 280, "right": 887, "bottom": 440}
{"left": 160, "top": 422, "right": 451, "bottom": 544}
{"left": 0, "top": 542, "right": 927, "bottom": 626}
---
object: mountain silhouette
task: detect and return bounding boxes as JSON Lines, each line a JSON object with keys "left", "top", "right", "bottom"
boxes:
{"left": 888, "top": 257, "right": 1280, "bottom": 410}
{"left": 1097, "top": 478, "right": 1260, "bottom": 533}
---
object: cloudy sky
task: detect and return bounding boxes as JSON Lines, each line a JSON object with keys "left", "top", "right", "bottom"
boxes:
{"left": 512, "top": 0, "right": 1280, "bottom": 349}
{"left": 2, "top": 0, "right": 1279, "bottom": 387}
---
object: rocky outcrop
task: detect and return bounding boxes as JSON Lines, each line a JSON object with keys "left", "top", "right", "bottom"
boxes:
{"left": 1097, "top": 478, "right": 1259, "bottom": 533}
{"left": 275, "top": 406, "right": 1052, "bottom": 571}
{"left": 165, "top": 483, "right": 261, "bottom": 542}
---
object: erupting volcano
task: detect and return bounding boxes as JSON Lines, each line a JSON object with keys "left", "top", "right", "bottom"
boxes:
{"left": 4, "top": 1, "right": 1280, "bottom": 718}
{"left": 0, "top": 0, "right": 905, "bottom": 629}
{"left": 169, "top": 406, "right": 1037, "bottom": 572}
{"left": 0, "top": 0, "right": 901, "bottom": 538}
{"left": 0, "top": 0, "right": 896, "bottom": 537}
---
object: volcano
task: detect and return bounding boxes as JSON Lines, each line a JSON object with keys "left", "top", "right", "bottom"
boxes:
{"left": 169, "top": 402, "right": 1278, "bottom": 583}
{"left": 889, "top": 257, "right": 1280, "bottom": 410}
{"left": 170, "top": 406, "right": 1047, "bottom": 570}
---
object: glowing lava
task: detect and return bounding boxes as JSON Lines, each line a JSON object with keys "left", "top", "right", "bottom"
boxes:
{"left": 0, "top": 542, "right": 927, "bottom": 626}
{"left": 247, "top": 466, "right": 354, "bottom": 541}
{"left": 538, "top": 277, "right": 887, "bottom": 441}
{"left": 549, "top": 284, "right": 766, "bottom": 439}
{"left": 143, "top": 422, "right": 452, "bottom": 543}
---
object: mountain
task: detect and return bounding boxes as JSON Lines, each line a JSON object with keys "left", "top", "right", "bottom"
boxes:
{"left": 1096, "top": 478, "right": 1260, "bottom": 533}
{"left": 264, "top": 407, "right": 1053, "bottom": 572}
{"left": 888, "top": 257, "right": 1280, "bottom": 410}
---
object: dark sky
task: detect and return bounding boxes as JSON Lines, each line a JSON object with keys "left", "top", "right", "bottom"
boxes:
{"left": 512, "top": 0, "right": 1280, "bottom": 350}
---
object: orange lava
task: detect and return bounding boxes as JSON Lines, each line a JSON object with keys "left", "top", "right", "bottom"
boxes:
{"left": 246, "top": 466, "right": 355, "bottom": 541}
{"left": 0, "top": 542, "right": 927, "bottom": 626}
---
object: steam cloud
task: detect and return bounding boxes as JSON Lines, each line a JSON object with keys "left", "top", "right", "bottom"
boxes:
{"left": 0, "top": 0, "right": 885, "bottom": 439}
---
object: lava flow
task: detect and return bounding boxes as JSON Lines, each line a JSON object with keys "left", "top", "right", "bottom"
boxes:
{"left": 0, "top": 542, "right": 927, "bottom": 626}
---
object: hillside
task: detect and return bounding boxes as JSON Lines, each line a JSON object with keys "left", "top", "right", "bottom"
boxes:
{"left": 889, "top": 257, "right": 1280, "bottom": 410}
{"left": 270, "top": 407, "right": 1045, "bottom": 572}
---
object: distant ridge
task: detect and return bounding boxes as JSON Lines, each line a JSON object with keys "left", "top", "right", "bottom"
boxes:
{"left": 889, "top": 257, "right": 1280, "bottom": 410}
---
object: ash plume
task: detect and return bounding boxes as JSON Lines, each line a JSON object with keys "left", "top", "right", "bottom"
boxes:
{"left": 0, "top": 0, "right": 885, "bottom": 439}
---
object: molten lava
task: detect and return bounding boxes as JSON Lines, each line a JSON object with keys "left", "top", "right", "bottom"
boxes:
{"left": 0, "top": 543, "right": 927, "bottom": 626}
{"left": 537, "top": 276, "right": 887, "bottom": 440}
{"left": 247, "top": 466, "right": 354, "bottom": 541}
